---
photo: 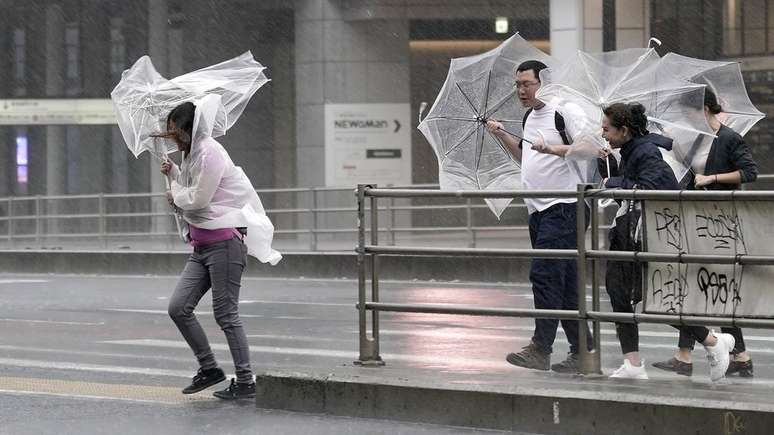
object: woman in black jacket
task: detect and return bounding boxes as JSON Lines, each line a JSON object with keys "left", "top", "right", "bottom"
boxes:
{"left": 601, "top": 102, "right": 736, "bottom": 380}
{"left": 653, "top": 89, "right": 758, "bottom": 378}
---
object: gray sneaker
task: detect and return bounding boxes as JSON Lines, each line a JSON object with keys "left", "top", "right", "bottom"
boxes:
{"left": 551, "top": 352, "right": 580, "bottom": 373}
{"left": 506, "top": 342, "right": 550, "bottom": 371}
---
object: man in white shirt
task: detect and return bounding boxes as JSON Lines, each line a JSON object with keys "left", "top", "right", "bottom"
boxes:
{"left": 486, "top": 60, "right": 593, "bottom": 373}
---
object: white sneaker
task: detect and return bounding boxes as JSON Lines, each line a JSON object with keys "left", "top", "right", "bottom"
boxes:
{"left": 705, "top": 331, "right": 735, "bottom": 382}
{"left": 609, "top": 359, "right": 649, "bottom": 379}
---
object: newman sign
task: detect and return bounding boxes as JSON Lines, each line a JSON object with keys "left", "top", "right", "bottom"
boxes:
{"left": 324, "top": 103, "right": 411, "bottom": 187}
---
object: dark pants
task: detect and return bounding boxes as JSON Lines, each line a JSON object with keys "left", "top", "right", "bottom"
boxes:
{"left": 529, "top": 202, "right": 593, "bottom": 355}
{"left": 677, "top": 327, "right": 746, "bottom": 354}
{"left": 168, "top": 237, "right": 253, "bottom": 384}
{"left": 605, "top": 210, "right": 642, "bottom": 355}
{"left": 606, "top": 212, "right": 713, "bottom": 354}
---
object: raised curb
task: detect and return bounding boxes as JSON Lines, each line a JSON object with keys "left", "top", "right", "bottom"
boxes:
{"left": 255, "top": 370, "right": 774, "bottom": 434}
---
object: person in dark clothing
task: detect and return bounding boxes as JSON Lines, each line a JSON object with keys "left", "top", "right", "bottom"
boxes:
{"left": 653, "top": 89, "right": 757, "bottom": 378}
{"left": 600, "top": 102, "right": 735, "bottom": 380}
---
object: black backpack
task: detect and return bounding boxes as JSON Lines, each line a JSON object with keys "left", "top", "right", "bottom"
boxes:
{"left": 520, "top": 108, "right": 571, "bottom": 147}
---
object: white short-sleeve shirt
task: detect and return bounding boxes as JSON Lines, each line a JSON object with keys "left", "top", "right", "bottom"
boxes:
{"left": 520, "top": 105, "right": 584, "bottom": 214}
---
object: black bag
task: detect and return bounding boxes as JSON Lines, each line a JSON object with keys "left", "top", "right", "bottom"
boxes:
{"left": 608, "top": 200, "right": 643, "bottom": 305}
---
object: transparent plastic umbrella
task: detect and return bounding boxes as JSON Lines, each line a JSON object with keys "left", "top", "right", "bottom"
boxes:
{"left": 111, "top": 51, "right": 270, "bottom": 161}
{"left": 536, "top": 47, "right": 716, "bottom": 185}
{"left": 660, "top": 52, "right": 764, "bottom": 137}
{"left": 417, "top": 33, "right": 555, "bottom": 218}
{"left": 111, "top": 51, "right": 270, "bottom": 239}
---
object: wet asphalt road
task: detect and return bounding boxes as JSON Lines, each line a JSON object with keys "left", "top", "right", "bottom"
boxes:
{"left": 2, "top": 274, "right": 773, "bottom": 434}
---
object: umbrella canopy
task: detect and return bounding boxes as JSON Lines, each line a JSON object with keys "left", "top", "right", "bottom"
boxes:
{"left": 536, "top": 48, "right": 716, "bottom": 184}
{"left": 660, "top": 53, "right": 764, "bottom": 137}
{"left": 418, "top": 33, "right": 555, "bottom": 218}
{"left": 111, "top": 51, "right": 270, "bottom": 160}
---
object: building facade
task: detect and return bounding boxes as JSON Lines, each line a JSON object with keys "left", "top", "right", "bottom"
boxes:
{"left": 0, "top": 0, "right": 771, "bottom": 202}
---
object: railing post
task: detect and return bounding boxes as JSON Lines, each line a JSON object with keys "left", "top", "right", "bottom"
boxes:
{"left": 590, "top": 193, "right": 602, "bottom": 372}
{"left": 8, "top": 198, "right": 13, "bottom": 248}
{"left": 576, "top": 184, "right": 598, "bottom": 375}
{"left": 35, "top": 195, "right": 41, "bottom": 246}
{"left": 355, "top": 184, "right": 383, "bottom": 366}
{"left": 98, "top": 194, "right": 107, "bottom": 249}
{"left": 466, "top": 198, "right": 475, "bottom": 248}
{"left": 310, "top": 188, "right": 318, "bottom": 251}
{"left": 388, "top": 197, "right": 396, "bottom": 246}
{"left": 370, "top": 184, "right": 383, "bottom": 364}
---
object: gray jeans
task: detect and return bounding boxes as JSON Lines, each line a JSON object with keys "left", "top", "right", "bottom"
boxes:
{"left": 168, "top": 237, "right": 253, "bottom": 384}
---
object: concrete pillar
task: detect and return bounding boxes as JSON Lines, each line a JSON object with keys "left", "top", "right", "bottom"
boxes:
{"left": 79, "top": 0, "right": 109, "bottom": 194}
{"left": 549, "top": 0, "right": 604, "bottom": 58}
{"left": 615, "top": 0, "right": 649, "bottom": 49}
{"left": 294, "top": 1, "right": 410, "bottom": 242}
{"left": 294, "top": 0, "right": 410, "bottom": 188}
{"left": 45, "top": 5, "right": 66, "bottom": 197}
{"left": 147, "top": 0, "right": 172, "bottom": 236}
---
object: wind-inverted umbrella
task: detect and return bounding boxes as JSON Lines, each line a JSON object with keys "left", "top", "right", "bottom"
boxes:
{"left": 111, "top": 51, "right": 270, "bottom": 239}
{"left": 660, "top": 53, "right": 764, "bottom": 137}
{"left": 418, "top": 33, "right": 555, "bottom": 218}
{"left": 111, "top": 51, "right": 270, "bottom": 161}
{"left": 536, "top": 47, "right": 716, "bottom": 184}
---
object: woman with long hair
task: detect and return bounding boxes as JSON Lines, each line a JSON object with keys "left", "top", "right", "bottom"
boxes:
{"left": 652, "top": 89, "right": 757, "bottom": 378}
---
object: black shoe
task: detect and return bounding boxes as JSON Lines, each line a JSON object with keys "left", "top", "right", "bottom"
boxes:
{"left": 213, "top": 378, "right": 256, "bottom": 400}
{"left": 726, "top": 359, "right": 753, "bottom": 377}
{"left": 551, "top": 352, "right": 580, "bottom": 373}
{"left": 182, "top": 367, "right": 226, "bottom": 394}
{"left": 506, "top": 342, "right": 550, "bottom": 371}
{"left": 652, "top": 357, "right": 693, "bottom": 376}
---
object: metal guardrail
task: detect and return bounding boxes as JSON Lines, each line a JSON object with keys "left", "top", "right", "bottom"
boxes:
{"left": 0, "top": 185, "right": 574, "bottom": 251}
{"left": 1, "top": 175, "right": 772, "bottom": 251}
{"left": 354, "top": 184, "right": 774, "bottom": 374}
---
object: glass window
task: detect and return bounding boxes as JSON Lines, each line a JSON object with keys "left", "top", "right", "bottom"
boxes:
{"left": 745, "top": 29, "right": 767, "bottom": 54}
{"left": 110, "top": 18, "right": 126, "bottom": 81}
{"left": 722, "top": 0, "right": 744, "bottom": 55}
{"left": 12, "top": 28, "right": 25, "bottom": 82}
{"left": 65, "top": 23, "right": 81, "bottom": 94}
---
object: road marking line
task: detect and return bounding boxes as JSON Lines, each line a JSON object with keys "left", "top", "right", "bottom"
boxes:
{"left": 0, "top": 318, "right": 104, "bottom": 326}
{"left": 0, "top": 279, "right": 49, "bottom": 284}
{"left": 0, "top": 357, "right": 192, "bottom": 378}
{"left": 241, "top": 300, "right": 352, "bottom": 307}
{"left": 102, "top": 308, "right": 263, "bottom": 318}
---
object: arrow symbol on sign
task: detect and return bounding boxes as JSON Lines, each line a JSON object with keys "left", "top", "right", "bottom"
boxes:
{"left": 393, "top": 119, "right": 401, "bottom": 133}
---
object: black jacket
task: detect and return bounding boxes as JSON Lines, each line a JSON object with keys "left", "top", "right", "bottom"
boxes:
{"left": 605, "top": 133, "right": 679, "bottom": 190}
{"left": 697, "top": 124, "right": 758, "bottom": 190}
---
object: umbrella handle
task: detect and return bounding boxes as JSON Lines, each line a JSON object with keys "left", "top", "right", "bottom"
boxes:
{"left": 165, "top": 178, "right": 185, "bottom": 242}
{"left": 496, "top": 126, "right": 533, "bottom": 145}
{"left": 157, "top": 155, "right": 185, "bottom": 241}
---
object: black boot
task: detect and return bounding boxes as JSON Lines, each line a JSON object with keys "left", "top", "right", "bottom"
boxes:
{"left": 182, "top": 367, "right": 226, "bottom": 394}
{"left": 213, "top": 378, "right": 256, "bottom": 400}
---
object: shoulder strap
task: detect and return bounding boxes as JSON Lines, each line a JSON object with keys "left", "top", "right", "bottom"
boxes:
{"left": 554, "top": 111, "right": 571, "bottom": 145}
{"left": 519, "top": 108, "right": 533, "bottom": 149}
